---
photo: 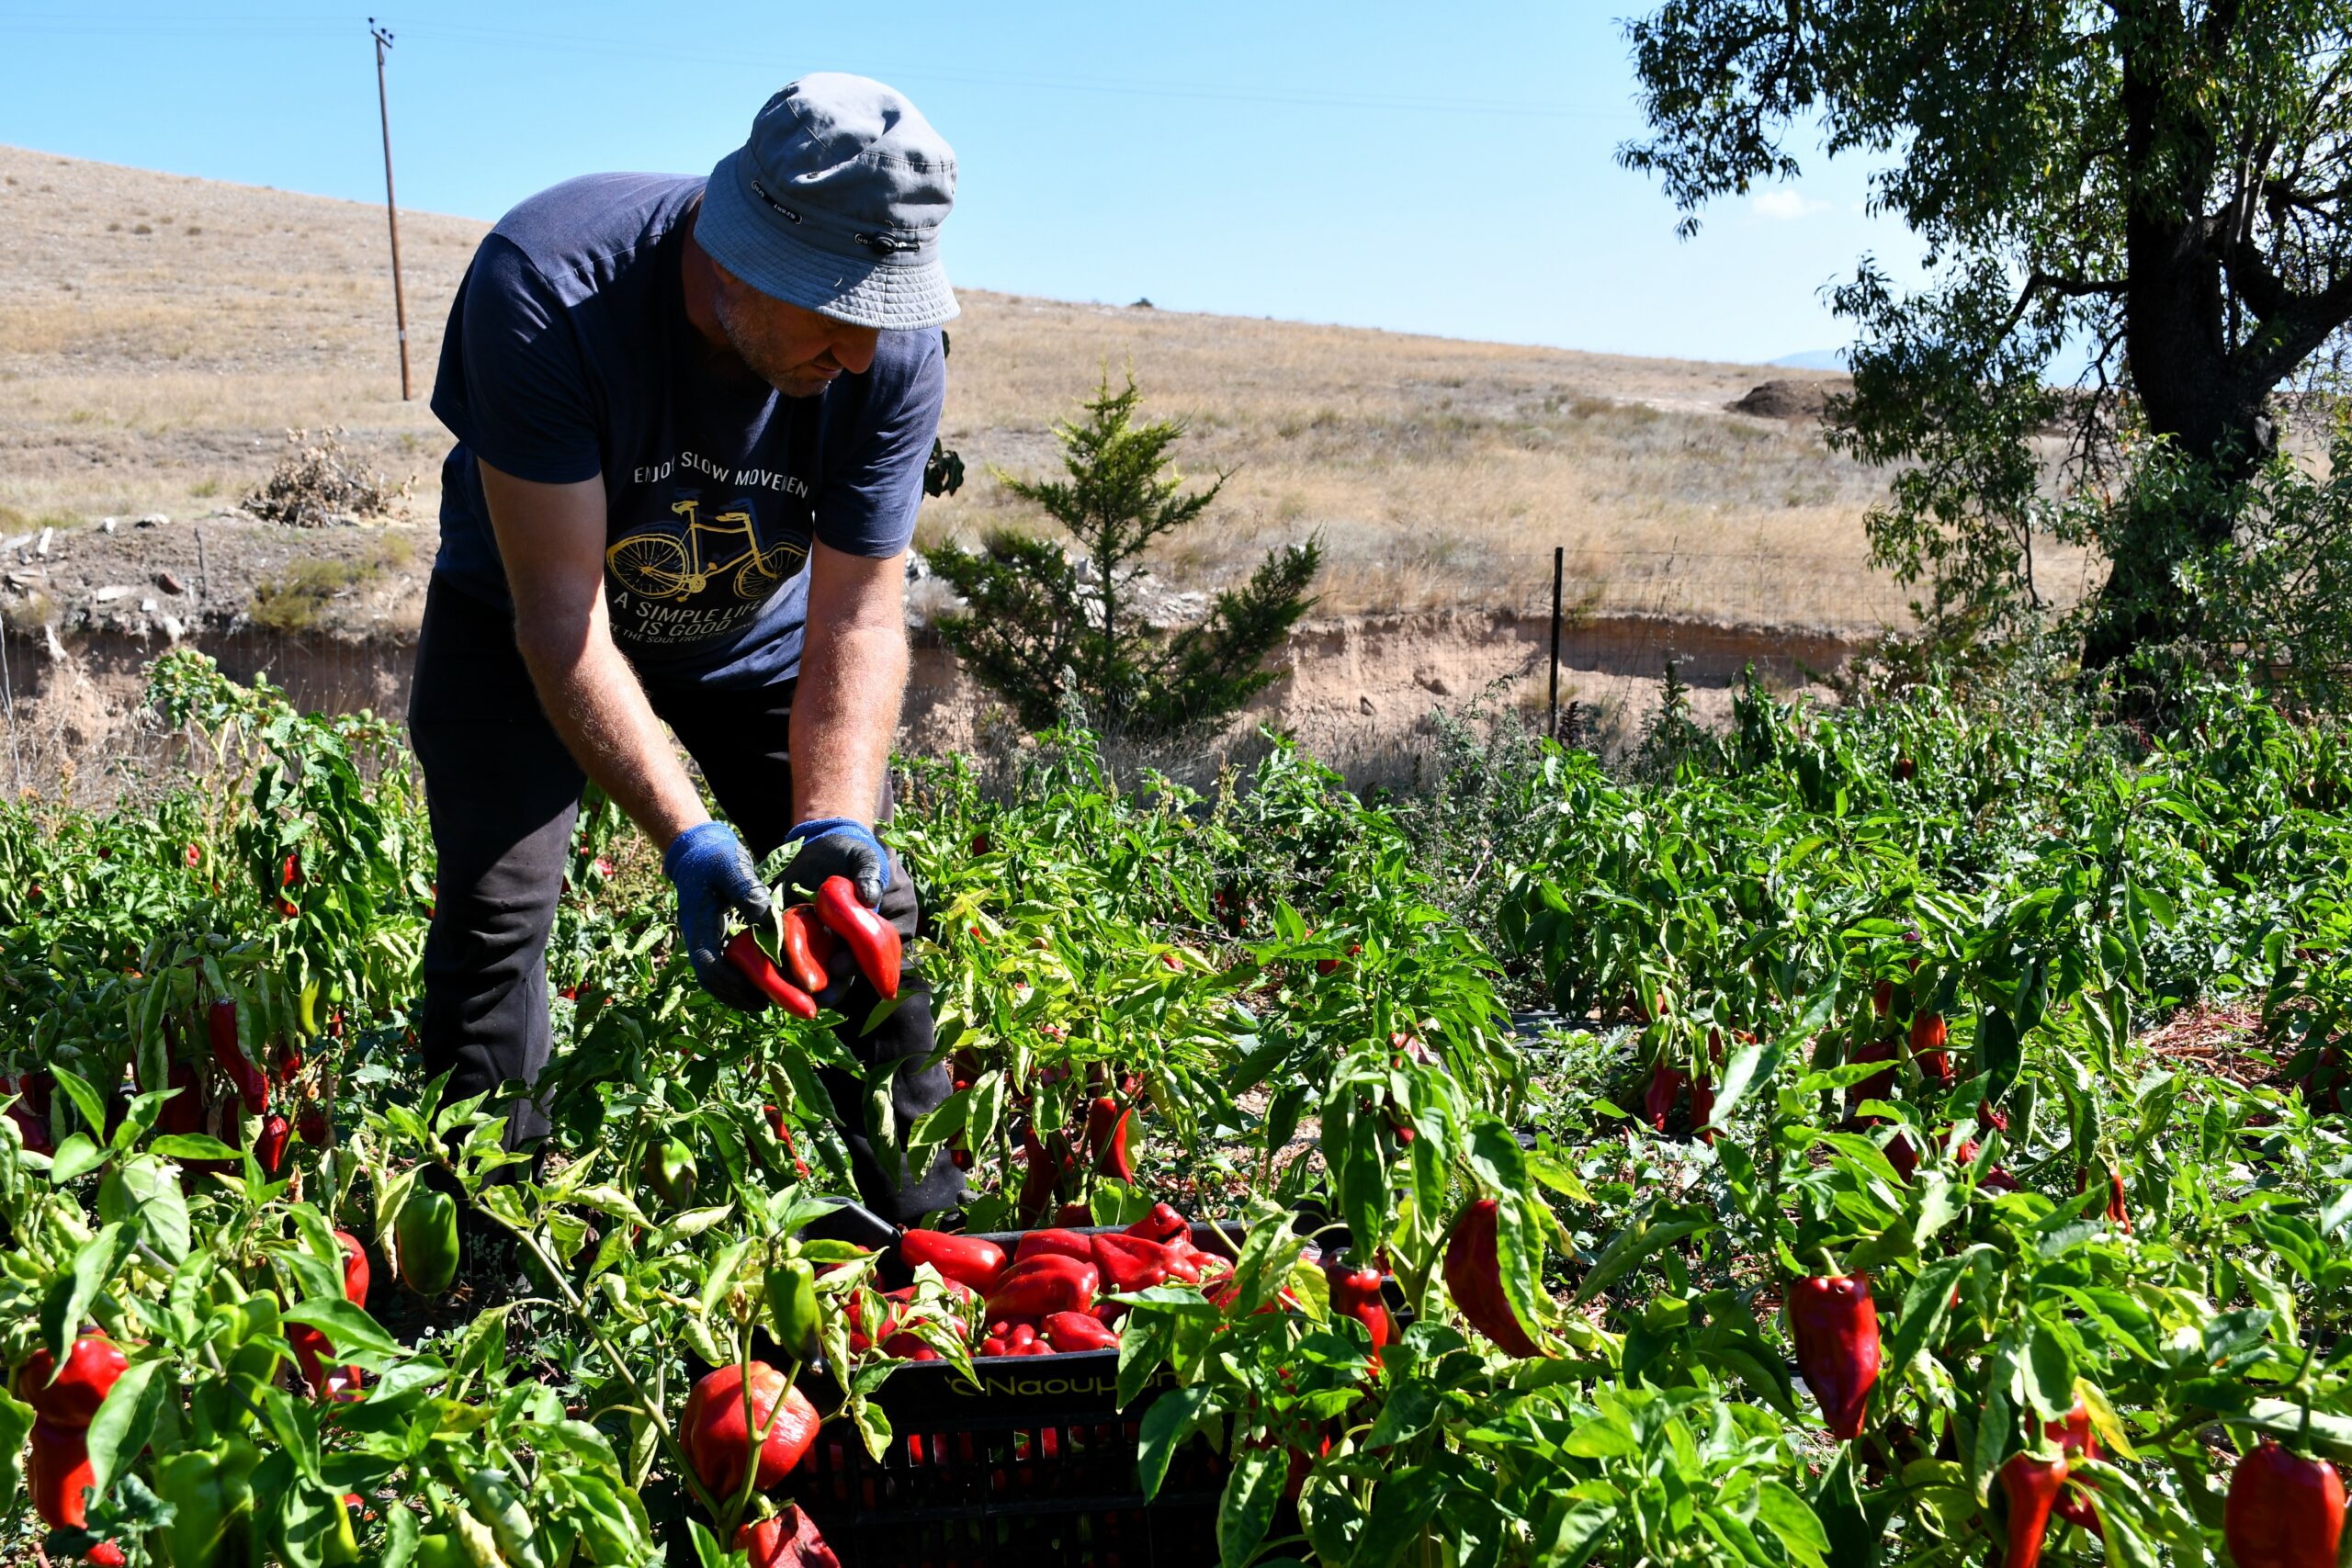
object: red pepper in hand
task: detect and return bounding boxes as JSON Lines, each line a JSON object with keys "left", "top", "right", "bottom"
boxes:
{"left": 2227, "top": 1438, "right": 2346, "bottom": 1568}
{"left": 1443, "top": 1199, "right": 1543, "bottom": 1358}
{"left": 1013, "top": 1229, "right": 1095, "bottom": 1266}
{"left": 985, "top": 1254, "right": 1099, "bottom": 1319}
{"left": 209, "top": 998, "right": 267, "bottom": 1112}
{"left": 899, "top": 1229, "right": 1007, "bottom": 1294}
{"left": 1091, "top": 1231, "right": 1172, "bottom": 1293}
{"left": 777, "top": 904, "right": 835, "bottom": 996}
{"left": 815, "top": 875, "right": 900, "bottom": 999}
{"left": 1786, "top": 1273, "right": 1879, "bottom": 1440}
{"left": 1042, "top": 1310, "right": 1120, "bottom": 1352}
{"left": 724, "top": 931, "right": 819, "bottom": 1019}
{"left": 1998, "top": 1450, "right": 2068, "bottom": 1568}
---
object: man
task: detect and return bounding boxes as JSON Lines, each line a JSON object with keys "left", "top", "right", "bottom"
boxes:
{"left": 412, "top": 73, "right": 961, "bottom": 1223}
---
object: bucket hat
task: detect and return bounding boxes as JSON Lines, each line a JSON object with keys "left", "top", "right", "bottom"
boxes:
{"left": 697, "top": 73, "right": 958, "bottom": 331}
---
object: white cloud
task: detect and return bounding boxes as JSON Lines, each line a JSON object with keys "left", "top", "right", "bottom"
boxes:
{"left": 1751, "top": 189, "right": 1832, "bottom": 220}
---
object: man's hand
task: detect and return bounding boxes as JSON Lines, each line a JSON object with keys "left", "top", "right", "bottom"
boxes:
{"left": 664, "top": 822, "right": 773, "bottom": 1010}
{"left": 782, "top": 818, "right": 891, "bottom": 907}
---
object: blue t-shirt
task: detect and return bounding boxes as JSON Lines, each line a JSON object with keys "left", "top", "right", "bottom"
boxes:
{"left": 429, "top": 172, "right": 944, "bottom": 687}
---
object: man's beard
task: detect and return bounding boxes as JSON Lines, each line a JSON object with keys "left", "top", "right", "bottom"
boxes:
{"left": 711, "top": 289, "right": 834, "bottom": 398}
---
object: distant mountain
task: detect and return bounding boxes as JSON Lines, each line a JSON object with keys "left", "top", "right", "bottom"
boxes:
{"left": 1769, "top": 348, "right": 1849, "bottom": 370}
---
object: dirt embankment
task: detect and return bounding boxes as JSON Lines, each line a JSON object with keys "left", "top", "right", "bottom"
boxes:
{"left": 0, "top": 604, "right": 1854, "bottom": 801}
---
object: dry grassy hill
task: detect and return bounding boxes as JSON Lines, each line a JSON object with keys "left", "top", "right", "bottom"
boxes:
{"left": 0, "top": 143, "right": 1915, "bottom": 637}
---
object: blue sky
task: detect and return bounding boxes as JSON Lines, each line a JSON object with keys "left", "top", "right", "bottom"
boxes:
{"left": 0, "top": 2, "right": 1917, "bottom": 365}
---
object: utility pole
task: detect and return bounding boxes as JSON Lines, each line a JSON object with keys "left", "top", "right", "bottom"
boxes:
{"left": 368, "top": 17, "right": 413, "bottom": 400}
{"left": 1547, "top": 545, "right": 1564, "bottom": 741}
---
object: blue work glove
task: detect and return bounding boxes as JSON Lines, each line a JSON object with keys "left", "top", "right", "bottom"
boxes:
{"left": 663, "top": 821, "right": 772, "bottom": 1011}
{"left": 781, "top": 817, "right": 892, "bottom": 908}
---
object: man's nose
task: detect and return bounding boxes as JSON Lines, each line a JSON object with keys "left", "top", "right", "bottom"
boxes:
{"left": 829, "top": 330, "right": 880, "bottom": 376}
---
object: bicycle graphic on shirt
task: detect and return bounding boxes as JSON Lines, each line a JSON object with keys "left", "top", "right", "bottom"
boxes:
{"left": 605, "top": 496, "right": 807, "bottom": 602}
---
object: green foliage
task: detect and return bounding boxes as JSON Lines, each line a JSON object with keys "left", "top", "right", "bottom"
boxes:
{"left": 929, "top": 371, "right": 1320, "bottom": 736}
{"left": 16, "top": 653, "right": 2352, "bottom": 1562}
{"left": 1621, "top": 0, "right": 2352, "bottom": 671}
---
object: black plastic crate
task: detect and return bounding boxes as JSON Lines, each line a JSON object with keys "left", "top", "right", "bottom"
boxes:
{"left": 792, "top": 1224, "right": 1239, "bottom": 1567}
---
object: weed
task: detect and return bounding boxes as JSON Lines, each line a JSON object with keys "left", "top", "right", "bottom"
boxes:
{"left": 248, "top": 556, "right": 379, "bottom": 633}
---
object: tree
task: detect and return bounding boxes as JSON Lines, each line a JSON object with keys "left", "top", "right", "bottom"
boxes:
{"left": 1620, "top": 1, "right": 2352, "bottom": 671}
{"left": 928, "top": 372, "right": 1321, "bottom": 736}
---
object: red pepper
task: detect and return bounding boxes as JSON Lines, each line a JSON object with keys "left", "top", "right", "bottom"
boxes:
{"left": 1442, "top": 1199, "right": 1542, "bottom": 1357}
{"left": 1091, "top": 1231, "right": 1172, "bottom": 1293}
{"left": 1322, "top": 1253, "right": 1391, "bottom": 1370}
{"left": 683, "top": 1362, "right": 820, "bottom": 1496}
{"left": 281, "top": 852, "right": 302, "bottom": 888}
{"left": 2226, "top": 1438, "right": 2346, "bottom": 1568}
{"left": 736, "top": 1505, "right": 837, "bottom": 1568}
{"left": 899, "top": 1229, "right": 1007, "bottom": 1294}
{"left": 1849, "top": 1037, "right": 1899, "bottom": 1111}
{"left": 209, "top": 998, "right": 267, "bottom": 1112}
{"left": 1643, "top": 1062, "right": 1686, "bottom": 1132}
{"left": 1872, "top": 979, "right": 1895, "bottom": 1019}
{"left": 15, "top": 1333, "right": 128, "bottom": 1427}
{"left": 297, "top": 1102, "right": 331, "bottom": 1146}
{"left": 158, "top": 1061, "right": 203, "bottom": 1136}
{"left": 256, "top": 1111, "right": 292, "bottom": 1176}
{"left": 1042, "top": 1310, "right": 1119, "bottom": 1352}
{"left": 1689, "top": 1075, "right": 1717, "bottom": 1145}
{"left": 724, "top": 931, "right": 819, "bottom": 1019}
{"left": 777, "top": 904, "right": 835, "bottom": 996}
{"left": 1786, "top": 1273, "right": 1879, "bottom": 1440}
{"left": 2045, "top": 1397, "right": 2102, "bottom": 1533}
{"left": 1884, "top": 1132, "right": 1919, "bottom": 1184}
{"left": 880, "top": 1332, "right": 941, "bottom": 1361}
{"left": 1127, "top": 1203, "right": 1191, "bottom": 1246}
{"left": 1012, "top": 1228, "right": 1095, "bottom": 1266}
{"left": 2075, "top": 1163, "right": 2132, "bottom": 1232}
{"left": 814, "top": 874, "right": 900, "bottom": 998}
{"left": 1910, "top": 1010, "right": 1951, "bottom": 1084}
{"left": 7, "top": 1096, "right": 51, "bottom": 1156}
{"left": 288, "top": 1321, "right": 336, "bottom": 1395}
{"left": 28, "top": 1417, "right": 94, "bottom": 1529}
{"left": 335, "top": 1228, "right": 370, "bottom": 1308}
{"left": 1998, "top": 1450, "right": 2068, "bottom": 1568}
{"left": 1086, "top": 1095, "right": 1137, "bottom": 1179}
{"left": 984, "top": 1254, "right": 1099, "bottom": 1319}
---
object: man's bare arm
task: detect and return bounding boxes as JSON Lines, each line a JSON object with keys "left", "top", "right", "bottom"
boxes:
{"left": 476, "top": 460, "right": 709, "bottom": 849}
{"left": 791, "top": 541, "right": 909, "bottom": 826}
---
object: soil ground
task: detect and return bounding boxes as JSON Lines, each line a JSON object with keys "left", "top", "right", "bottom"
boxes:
{"left": 0, "top": 144, "right": 1956, "bottom": 796}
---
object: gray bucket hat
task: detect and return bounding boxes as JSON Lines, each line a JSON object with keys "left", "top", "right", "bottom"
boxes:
{"left": 697, "top": 73, "right": 958, "bottom": 331}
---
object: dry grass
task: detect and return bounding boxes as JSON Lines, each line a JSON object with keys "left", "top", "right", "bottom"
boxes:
{"left": 1, "top": 143, "right": 1923, "bottom": 630}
